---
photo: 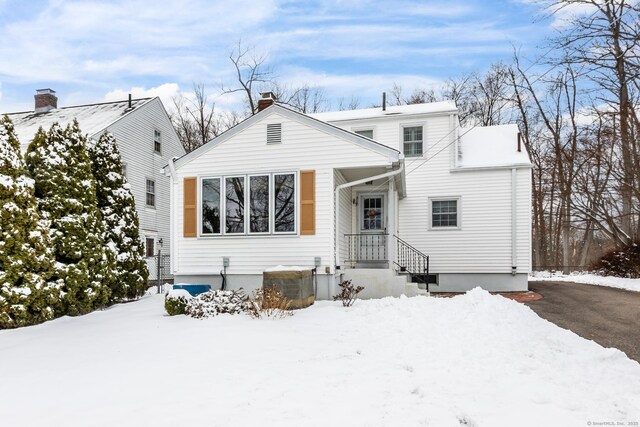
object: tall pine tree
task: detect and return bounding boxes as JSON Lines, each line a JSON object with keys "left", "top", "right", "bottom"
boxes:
{"left": 0, "top": 116, "right": 58, "bottom": 328}
{"left": 26, "top": 120, "right": 110, "bottom": 315}
{"left": 88, "top": 132, "right": 148, "bottom": 301}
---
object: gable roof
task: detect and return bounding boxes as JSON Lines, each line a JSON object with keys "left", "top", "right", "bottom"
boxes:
{"left": 3, "top": 97, "right": 153, "bottom": 147}
{"left": 310, "top": 101, "right": 458, "bottom": 122}
{"left": 167, "top": 103, "right": 401, "bottom": 171}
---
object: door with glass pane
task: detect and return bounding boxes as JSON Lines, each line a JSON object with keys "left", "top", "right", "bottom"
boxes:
{"left": 356, "top": 194, "right": 386, "bottom": 262}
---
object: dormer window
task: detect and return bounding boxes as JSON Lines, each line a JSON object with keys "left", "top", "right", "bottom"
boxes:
{"left": 154, "top": 129, "right": 161, "bottom": 153}
{"left": 355, "top": 129, "right": 374, "bottom": 139}
{"left": 267, "top": 123, "right": 282, "bottom": 144}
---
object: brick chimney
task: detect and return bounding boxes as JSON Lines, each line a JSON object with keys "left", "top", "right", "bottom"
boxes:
{"left": 257, "top": 91, "right": 276, "bottom": 112}
{"left": 34, "top": 89, "right": 57, "bottom": 113}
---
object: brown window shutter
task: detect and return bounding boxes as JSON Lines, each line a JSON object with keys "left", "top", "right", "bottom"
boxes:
{"left": 300, "top": 170, "right": 315, "bottom": 235}
{"left": 183, "top": 177, "right": 197, "bottom": 238}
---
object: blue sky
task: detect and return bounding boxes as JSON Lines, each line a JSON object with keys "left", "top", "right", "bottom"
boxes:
{"left": 0, "top": 0, "right": 557, "bottom": 113}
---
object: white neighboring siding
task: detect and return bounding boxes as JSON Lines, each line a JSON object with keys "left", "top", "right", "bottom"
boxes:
{"left": 102, "top": 98, "right": 185, "bottom": 264}
{"left": 173, "top": 110, "right": 394, "bottom": 275}
{"left": 329, "top": 114, "right": 532, "bottom": 274}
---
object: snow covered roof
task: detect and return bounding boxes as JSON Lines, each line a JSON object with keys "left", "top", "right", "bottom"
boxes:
{"left": 3, "top": 98, "right": 153, "bottom": 148}
{"left": 310, "top": 101, "right": 458, "bottom": 122}
{"left": 458, "top": 124, "right": 531, "bottom": 168}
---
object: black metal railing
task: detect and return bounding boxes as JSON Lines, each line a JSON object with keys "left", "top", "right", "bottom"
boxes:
{"left": 345, "top": 233, "right": 388, "bottom": 263}
{"left": 394, "top": 235, "right": 430, "bottom": 291}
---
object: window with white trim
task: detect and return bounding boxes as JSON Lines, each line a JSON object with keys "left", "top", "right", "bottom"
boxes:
{"left": 431, "top": 199, "right": 458, "bottom": 228}
{"left": 225, "top": 176, "right": 246, "bottom": 234}
{"left": 145, "top": 237, "right": 155, "bottom": 257}
{"left": 355, "top": 129, "right": 374, "bottom": 139}
{"left": 249, "top": 175, "right": 270, "bottom": 233}
{"left": 154, "top": 129, "right": 161, "bottom": 153}
{"left": 199, "top": 172, "right": 296, "bottom": 236}
{"left": 146, "top": 179, "right": 156, "bottom": 207}
{"left": 201, "top": 178, "right": 221, "bottom": 234}
{"left": 403, "top": 126, "right": 423, "bottom": 157}
{"left": 274, "top": 173, "right": 295, "bottom": 233}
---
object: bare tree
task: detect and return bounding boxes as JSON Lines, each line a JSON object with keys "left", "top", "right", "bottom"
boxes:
{"left": 545, "top": 0, "right": 640, "bottom": 242}
{"left": 221, "top": 40, "right": 274, "bottom": 115}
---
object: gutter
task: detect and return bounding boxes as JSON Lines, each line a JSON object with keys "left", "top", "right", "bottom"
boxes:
{"left": 334, "top": 161, "right": 405, "bottom": 276}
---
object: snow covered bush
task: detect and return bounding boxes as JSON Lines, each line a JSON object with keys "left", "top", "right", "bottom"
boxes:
{"left": 593, "top": 243, "right": 640, "bottom": 278}
{"left": 185, "top": 290, "right": 248, "bottom": 319}
{"left": 0, "top": 116, "right": 58, "bottom": 328}
{"left": 88, "top": 132, "right": 149, "bottom": 302}
{"left": 26, "top": 121, "right": 110, "bottom": 316}
{"left": 164, "top": 289, "right": 193, "bottom": 316}
{"left": 333, "top": 280, "right": 364, "bottom": 307}
{"left": 246, "top": 285, "right": 293, "bottom": 319}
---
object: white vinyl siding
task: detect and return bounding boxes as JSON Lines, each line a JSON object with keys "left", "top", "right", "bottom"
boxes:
{"left": 100, "top": 98, "right": 186, "bottom": 266}
{"left": 172, "top": 110, "right": 394, "bottom": 275}
{"left": 326, "top": 113, "right": 532, "bottom": 274}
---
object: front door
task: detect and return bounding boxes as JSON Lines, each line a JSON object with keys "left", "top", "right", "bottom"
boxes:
{"left": 358, "top": 194, "right": 386, "bottom": 262}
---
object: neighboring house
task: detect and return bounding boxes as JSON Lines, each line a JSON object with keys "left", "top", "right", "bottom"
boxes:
{"left": 4, "top": 89, "right": 186, "bottom": 279}
{"left": 163, "top": 92, "right": 532, "bottom": 298}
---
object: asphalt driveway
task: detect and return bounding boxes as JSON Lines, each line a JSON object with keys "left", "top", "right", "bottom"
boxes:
{"left": 526, "top": 281, "right": 640, "bottom": 363}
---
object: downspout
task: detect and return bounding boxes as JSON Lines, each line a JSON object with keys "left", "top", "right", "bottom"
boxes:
{"left": 511, "top": 168, "right": 518, "bottom": 275}
{"left": 334, "top": 161, "right": 405, "bottom": 275}
{"left": 166, "top": 158, "right": 178, "bottom": 276}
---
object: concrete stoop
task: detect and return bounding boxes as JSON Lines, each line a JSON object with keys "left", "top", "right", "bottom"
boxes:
{"left": 341, "top": 268, "right": 427, "bottom": 299}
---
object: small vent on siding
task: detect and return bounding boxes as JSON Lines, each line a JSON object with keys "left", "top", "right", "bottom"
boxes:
{"left": 267, "top": 123, "right": 282, "bottom": 144}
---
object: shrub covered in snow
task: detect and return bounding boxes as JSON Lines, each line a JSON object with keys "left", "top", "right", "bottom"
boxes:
{"left": 185, "top": 290, "right": 248, "bottom": 319}
{"left": 164, "top": 289, "right": 193, "bottom": 316}
{"left": 26, "top": 121, "right": 110, "bottom": 315}
{"left": 246, "top": 285, "right": 293, "bottom": 319}
{"left": 0, "top": 116, "right": 58, "bottom": 328}
{"left": 88, "top": 132, "right": 149, "bottom": 302}
{"left": 593, "top": 242, "right": 640, "bottom": 278}
{"left": 333, "top": 280, "right": 364, "bottom": 307}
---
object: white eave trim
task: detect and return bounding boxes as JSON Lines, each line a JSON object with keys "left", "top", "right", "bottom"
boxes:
{"left": 317, "top": 108, "right": 459, "bottom": 124}
{"left": 450, "top": 163, "right": 533, "bottom": 172}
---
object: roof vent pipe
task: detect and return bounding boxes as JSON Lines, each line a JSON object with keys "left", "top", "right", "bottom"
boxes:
{"left": 382, "top": 92, "right": 386, "bottom": 111}
{"left": 128, "top": 93, "right": 132, "bottom": 109}
{"left": 517, "top": 132, "right": 522, "bottom": 152}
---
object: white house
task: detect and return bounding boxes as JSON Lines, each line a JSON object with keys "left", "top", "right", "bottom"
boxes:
{"left": 164, "top": 93, "right": 532, "bottom": 298}
{"left": 4, "top": 89, "right": 186, "bottom": 278}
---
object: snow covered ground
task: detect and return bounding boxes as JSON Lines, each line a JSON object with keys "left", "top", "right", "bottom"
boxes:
{"left": 1, "top": 289, "right": 639, "bottom": 427}
{"left": 530, "top": 271, "right": 640, "bottom": 292}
